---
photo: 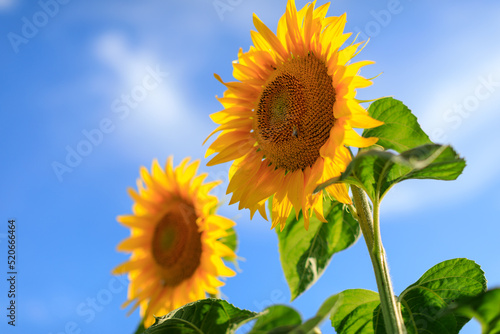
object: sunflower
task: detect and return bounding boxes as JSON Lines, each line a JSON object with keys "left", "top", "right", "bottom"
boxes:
{"left": 204, "top": 0, "right": 382, "bottom": 231}
{"left": 113, "top": 157, "right": 236, "bottom": 327}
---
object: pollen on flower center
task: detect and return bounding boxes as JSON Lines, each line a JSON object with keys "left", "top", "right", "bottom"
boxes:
{"left": 151, "top": 202, "right": 202, "bottom": 286}
{"left": 255, "top": 54, "right": 336, "bottom": 171}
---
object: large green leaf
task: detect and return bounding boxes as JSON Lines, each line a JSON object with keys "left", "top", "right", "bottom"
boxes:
{"left": 363, "top": 97, "right": 432, "bottom": 153}
{"left": 142, "top": 299, "right": 258, "bottom": 334}
{"left": 330, "top": 289, "right": 381, "bottom": 334}
{"left": 399, "top": 258, "right": 487, "bottom": 333}
{"left": 329, "top": 259, "right": 486, "bottom": 334}
{"left": 315, "top": 144, "right": 465, "bottom": 203}
{"left": 275, "top": 199, "right": 360, "bottom": 300}
{"left": 450, "top": 289, "right": 500, "bottom": 334}
{"left": 247, "top": 305, "right": 302, "bottom": 334}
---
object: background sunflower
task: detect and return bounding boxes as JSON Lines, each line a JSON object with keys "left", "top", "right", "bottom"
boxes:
{"left": 3, "top": 1, "right": 500, "bottom": 333}
{"left": 113, "top": 157, "right": 236, "bottom": 327}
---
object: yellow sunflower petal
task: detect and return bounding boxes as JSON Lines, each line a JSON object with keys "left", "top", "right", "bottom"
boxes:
{"left": 206, "top": 136, "right": 254, "bottom": 166}
{"left": 227, "top": 153, "right": 262, "bottom": 195}
{"left": 117, "top": 235, "right": 150, "bottom": 252}
{"left": 205, "top": 215, "right": 236, "bottom": 230}
{"left": 117, "top": 215, "right": 152, "bottom": 229}
{"left": 311, "top": 194, "right": 327, "bottom": 222}
{"left": 344, "top": 128, "right": 378, "bottom": 148}
{"left": 253, "top": 14, "right": 288, "bottom": 61}
{"left": 112, "top": 257, "right": 150, "bottom": 275}
{"left": 287, "top": 170, "right": 305, "bottom": 218}
{"left": 209, "top": 106, "right": 251, "bottom": 124}
{"left": 271, "top": 196, "right": 293, "bottom": 231}
{"left": 211, "top": 241, "right": 236, "bottom": 258}
{"left": 256, "top": 200, "right": 268, "bottom": 220}
{"left": 326, "top": 183, "right": 351, "bottom": 204}
{"left": 205, "top": 131, "right": 249, "bottom": 158}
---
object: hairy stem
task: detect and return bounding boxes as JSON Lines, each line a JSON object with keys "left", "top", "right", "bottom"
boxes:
{"left": 351, "top": 186, "right": 406, "bottom": 334}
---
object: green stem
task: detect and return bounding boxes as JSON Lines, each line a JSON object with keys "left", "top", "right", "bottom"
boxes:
{"left": 351, "top": 186, "right": 406, "bottom": 334}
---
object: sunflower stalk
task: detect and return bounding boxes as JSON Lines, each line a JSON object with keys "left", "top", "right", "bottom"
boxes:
{"left": 351, "top": 186, "right": 407, "bottom": 334}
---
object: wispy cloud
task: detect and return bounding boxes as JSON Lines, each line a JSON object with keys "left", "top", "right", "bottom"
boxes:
{"left": 91, "top": 32, "right": 208, "bottom": 161}
{"left": 0, "top": 0, "right": 16, "bottom": 11}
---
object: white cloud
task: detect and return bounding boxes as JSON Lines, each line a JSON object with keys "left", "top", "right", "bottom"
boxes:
{"left": 91, "top": 32, "right": 211, "bottom": 161}
{"left": 420, "top": 62, "right": 500, "bottom": 146}
{"left": 0, "top": 0, "right": 15, "bottom": 10}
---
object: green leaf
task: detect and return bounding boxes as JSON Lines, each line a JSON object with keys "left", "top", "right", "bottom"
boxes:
{"left": 330, "top": 289, "right": 381, "bottom": 334}
{"left": 399, "top": 288, "right": 457, "bottom": 334}
{"left": 315, "top": 144, "right": 466, "bottom": 203}
{"left": 247, "top": 305, "right": 302, "bottom": 334}
{"left": 450, "top": 289, "right": 500, "bottom": 334}
{"left": 363, "top": 97, "right": 432, "bottom": 153}
{"left": 329, "top": 259, "right": 486, "bottom": 334}
{"left": 399, "top": 258, "right": 487, "bottom": 333}
{"left": 219, "top": 227, "right": 238, "bottom": 262}
{"left": 144, "top": 319, "right": 203, "bottom": 334}
{"left": 291, "top": 294, "right": 343, "bottom": 333}
{"left": 143, "top": 299, "right": 258, "bottom": 334}
{"left": 276, "top": 199, "right": 360, "bottom": 300}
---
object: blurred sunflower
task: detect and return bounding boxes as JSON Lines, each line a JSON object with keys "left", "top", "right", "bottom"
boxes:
{"left": 113, "top": 157, "right": 236, "bottom": 327}
{"left": 205, "top": 0, "right": 382, "bottom": 231}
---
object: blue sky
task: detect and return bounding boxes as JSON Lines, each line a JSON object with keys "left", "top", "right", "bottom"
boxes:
{"left": 1, "top": 0, "right": 500, "bottom": 333}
